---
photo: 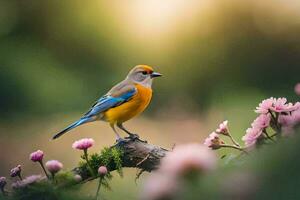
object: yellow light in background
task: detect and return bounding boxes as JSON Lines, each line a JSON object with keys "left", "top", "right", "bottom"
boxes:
{"left": 108, "top": 0, "right": 208, "bottom": 42}
{"left": 125, "top": 0, "right": 185, "bottom": 36}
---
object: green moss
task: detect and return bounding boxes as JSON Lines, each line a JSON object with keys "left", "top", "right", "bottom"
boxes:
{"left": 79, "top": 147, "right": 124, "bottom": 177}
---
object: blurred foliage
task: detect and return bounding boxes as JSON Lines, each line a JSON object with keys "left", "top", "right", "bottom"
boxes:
{"left": 4, "top": 182, "right": 90, "bottom": 200}
{"left": 180, "top": 129, "right": 300, "bottom": 200}
{"left": 0, "top": 0, "right": 299, "bottom": 120}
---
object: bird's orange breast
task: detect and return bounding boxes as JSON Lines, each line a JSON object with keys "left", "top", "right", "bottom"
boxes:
{"left": 104, "top": 84, "right": 152, "bottom": 124}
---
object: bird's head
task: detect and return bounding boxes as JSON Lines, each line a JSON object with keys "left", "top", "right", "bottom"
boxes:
{"left": 127, "top": 65, "right": 162, "bottom": 87}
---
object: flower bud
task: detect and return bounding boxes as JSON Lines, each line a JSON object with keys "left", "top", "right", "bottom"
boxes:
{"left": 10, "top": 165, "right": 22, "bottom": 178}
{"left": 45, "top": 160, "right": 63, "bottom": 174}
{"left": 204, "top": 132, "right": 224, "bottom": 150}
{"left": 216, "top": 120, "right": 229, "bottom": 135}
{"left": 98, "top": 166, "right": 108, "bottom": 177}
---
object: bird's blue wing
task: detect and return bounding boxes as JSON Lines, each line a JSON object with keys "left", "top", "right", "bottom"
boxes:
{"left": 84, "top": 87, "right": 136, "bottom": 118}
{"left": 52, "top": 84, "right": 136, "bottom": 140}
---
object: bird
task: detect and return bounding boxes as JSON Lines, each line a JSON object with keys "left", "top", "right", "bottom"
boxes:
{"left": 52, "top": 65, "right": 162, "bottom": 140}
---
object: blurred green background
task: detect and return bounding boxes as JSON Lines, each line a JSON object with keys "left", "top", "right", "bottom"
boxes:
{"left": 0, "top": 0, "right": 299, "bottom": 199}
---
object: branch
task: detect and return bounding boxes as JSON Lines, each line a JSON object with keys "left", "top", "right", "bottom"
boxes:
{"left": 72, "top": 136, "right": 169, "bottom": 182}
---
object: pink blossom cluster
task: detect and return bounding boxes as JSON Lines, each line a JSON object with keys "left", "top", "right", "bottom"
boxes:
{"left": 204, "top": 132, "right": 224, "bottom": 149}
{"left": 203, "top": 120, "right": 240, "bottom": 150}
{"left": 142, "top": 144, "right": 217, "bottom": 200}
{"left": 243, "top": 97, "right": 300, "bottom": 148}
{"left": 255, "top": 97, "right": 299, "bottom": 114}
{"left": 204, "top": 97, "right": 300, "bottom": 152}
{"left": 242, "top": 114, "right": 271, "bottom": 148}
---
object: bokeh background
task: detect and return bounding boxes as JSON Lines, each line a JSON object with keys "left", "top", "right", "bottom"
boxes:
{"left": 0, "top": 0, "right": 299, "bottom": 199}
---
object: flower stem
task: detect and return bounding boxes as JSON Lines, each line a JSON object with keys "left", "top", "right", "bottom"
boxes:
{"left": 50, "top": 172, "right": 58, "bottom": 184}
{"left": 263, "top": 130, "right": 276, "bottom": 143}
{"left": 269, "top": 111, "right": 281, "bottom": 132}
{"left": 39, "top": 161, "right": 50, "bottom": 179}
{"left": 18, "top": 174, "right": 22, "bottom": 181}
{"left": 227, "top": 134, "right": 240, "bottom": 147}
{"left": 220, "top": 144, "right": 248, "bottom": 154}
{"left": 84, "top": 149, "right": 95, "bottom": 176}
{"left": 95, "top": 177, "right": 103, "bottom": 200}
{"left": 51, "top": 172, "right": 55, "bottom": 180}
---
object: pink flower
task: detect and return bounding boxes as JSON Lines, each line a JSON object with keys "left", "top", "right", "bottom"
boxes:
{"left": 242, "top": 128, "right": 263, "bottom": 148}
{"left": 251, "top": 114, "right": 271, "bottom": 129}
{"left": 270, "top": 98, "right": 296, "bottom": 113}
{"left": 278, "top": 106, "right": 300, "bottom": 136}
{"left": 278, "top": 105, "right": 300, "bottom": 125}
{"left": 98, "top": 166, "right": 108, "bottom": 176}
{"left": 256, "top": 97, "right": 299, "bottom": 114}
{"left": 204, "top": 132, "right": 224, "bottom": 149}
{"left": 72, "top": 138, "right": 95, "bottom": 150}
{"left": 30, "top": 150, "right": 44, "bottom": 162}
{"left": 278, "top": 114, "right": 295, "bottom": 127}
{"left": 295, "top": 83, "right": 300, "bottom": 96}
{"left": 10, "top": 165, "right": 22, "bottom": 178}
{"left": 159, "top": 144, "right": 217, "bottom": 176}
{"left": 255, "top": 98, "right": 275, "bottom": 114}
{"left": 216, "top": 120, "right": 229, "bottom": 135}
{"left": 141, "top": 173, "right": 179, "bottom": 200}
{"left": 45, "top": 160, "right": 63, "bottom": 174}
{"left": 12, "top": 175, "right": 45, "bottom": 189}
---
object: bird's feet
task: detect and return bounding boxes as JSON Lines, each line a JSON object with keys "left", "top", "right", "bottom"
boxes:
{"left": 127, "top": 133, "right": 140, "bottom": 140}
{"left": 125, "top": 133, "right": 148, "bottom": 143}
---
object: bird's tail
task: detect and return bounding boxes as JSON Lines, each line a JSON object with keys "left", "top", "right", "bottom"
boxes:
{"left": 52, "top": 118, "right": 92, "bottom": 140}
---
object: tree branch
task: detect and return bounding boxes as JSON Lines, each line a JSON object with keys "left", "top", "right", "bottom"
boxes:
{"left": 72, "top": 136, "right": 169, "bottom": 182}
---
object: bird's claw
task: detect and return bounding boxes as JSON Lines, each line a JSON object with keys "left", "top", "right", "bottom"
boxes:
{"left": 128, "top": 133, "right": 139, "bottom": 140}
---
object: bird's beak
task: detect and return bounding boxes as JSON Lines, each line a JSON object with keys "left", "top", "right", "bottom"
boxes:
{"left": 151, "top": 72, "right": 162, "bottom": 78}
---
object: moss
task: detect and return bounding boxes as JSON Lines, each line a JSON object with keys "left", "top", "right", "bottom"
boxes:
{"left": 79, "top": 147, "right": 124, "bottom": 176}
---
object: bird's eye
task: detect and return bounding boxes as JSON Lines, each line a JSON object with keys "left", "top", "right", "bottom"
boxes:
{"left": 142, "top": 71, "right": 147, "bottom": 75}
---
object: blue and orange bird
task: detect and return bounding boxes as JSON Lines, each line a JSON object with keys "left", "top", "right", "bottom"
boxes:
{"left": 52, "top": 65, "right": 162, "bottom": 140}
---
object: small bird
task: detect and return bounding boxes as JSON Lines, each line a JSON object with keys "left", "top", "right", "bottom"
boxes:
{"left": 52, "top": 65, "right": 162, "bottom": 140}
